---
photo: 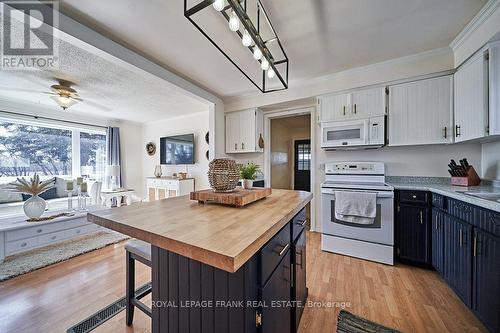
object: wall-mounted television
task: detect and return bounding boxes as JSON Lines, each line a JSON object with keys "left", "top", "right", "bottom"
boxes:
{"left": 160, "top": 134, "right": 195, "bottom": 165}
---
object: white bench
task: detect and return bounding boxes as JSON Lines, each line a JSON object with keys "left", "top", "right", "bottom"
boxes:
{"left": 0, "top": 206, "right": 106, "bottom": 263}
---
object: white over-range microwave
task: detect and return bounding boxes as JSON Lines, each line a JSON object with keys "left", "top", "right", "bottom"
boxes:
{"left": 321, "top": 116, "right": 385, "bottom": 149}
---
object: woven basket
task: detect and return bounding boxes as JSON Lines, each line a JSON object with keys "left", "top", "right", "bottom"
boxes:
{"left": 208, "top": 158, "right": 240, "bottom": 192}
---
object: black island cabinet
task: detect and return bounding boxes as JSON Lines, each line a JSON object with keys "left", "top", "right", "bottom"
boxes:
{"left": 397, "top": 190, "right": 500, "bottom": 332}
{"left": 152, "top": 208, "right": 308, "bottom": 333}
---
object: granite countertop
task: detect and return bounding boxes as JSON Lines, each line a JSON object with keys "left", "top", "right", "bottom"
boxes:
{"left": 386, "top": 177, "right": 500, "bottom": 213}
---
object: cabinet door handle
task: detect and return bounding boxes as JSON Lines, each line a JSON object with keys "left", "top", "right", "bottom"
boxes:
{"left": 473, "top": 235, "right": 477, "bottom": 257}
{"left": 354, "top": 104, "right": 357, "bottom": 114}
{"left": 456, "top": 125, "right": 461, "bottom": 137}
{"left": 435, "top": 215, "right": 438, "bottom": 230}
{"left": 20, "top": 242, "right": 27, "bottom": 247}
{"left": 420, "top": 210, "right": 423, "bottom": 224}
{"left": 343, "top": 106, "right": 346, "bottom": 116}
{"left": 241, "top": 142, "right": 244, "bottom": 150}
{"left": 290, "top": 263, "right": 294, "bottom": 287}
{"left": 278, "top": 243, "right": 290, "bottom": 256}
{"left": 37, "top": 229, "right": 43, "bottom": 233}
{"left": 443, "top": 126, "right": 447, "bottom": 139}
{"left": 297, "top": 219, "right": 307, "bottom": 227}
{"left": 234, "top": 143, "right": 237, "bottom": 150}
{"left": 412, "top": 195, "right": 417, "bottom": 199}
{"left": 296, "top": 250, "right": 303, "bottom": 267}
{"left": 459, "top": 228, "right": 463, "bottom": 248}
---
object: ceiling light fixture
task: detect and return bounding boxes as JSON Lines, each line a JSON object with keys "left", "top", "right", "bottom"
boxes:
{"left": 184, "top": 0, "right": 288, "bottom": 93}
{"left": 49, "top": 82, "right": 81, "bottom": 110}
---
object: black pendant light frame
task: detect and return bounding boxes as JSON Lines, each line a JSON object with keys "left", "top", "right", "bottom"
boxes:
{"left": 184, "top": 0, "right": 289, "bottom": 93}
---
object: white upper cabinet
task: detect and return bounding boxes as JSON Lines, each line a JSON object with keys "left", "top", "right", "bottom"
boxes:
{"left": 388, "top": 75, "right": 453, "bottom": 146}
{"left": 318, "top": 86, "right": 385, "bottom": 122}
{"left": 489, "top": 41, "right": 500, "bottom": 136}
{"left": 225, "top": 109, "right": 263, "bottom": 154}
{"left": 454, "top": 48, "right": 489, "bottom": 142}
{"left": 350, "top": 87, "right": 386, "bottom": 119}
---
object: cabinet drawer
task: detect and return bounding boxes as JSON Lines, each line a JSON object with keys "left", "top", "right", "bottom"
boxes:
{"left": 432, "top": 193, "right": 447, "bottom": 211}
{"left": 5, "top": 237, "right": 38, "bottom": 255}
{"left": 291, "top": 208, "right": 307, "bottom": 242}
{"left": 38, "top": 229, "right": 70, "bottom": 245}
{"left": 67, "top": 224, "right": 101, "bottom": 238}
{"left": 399, "top": 191, "right": 429, "bottom": 204}
{"left": 6, "top": 217, "right": 88, "bottom": 242}
{"left": 260, "top": 222, "right": 291, "bottom": 285}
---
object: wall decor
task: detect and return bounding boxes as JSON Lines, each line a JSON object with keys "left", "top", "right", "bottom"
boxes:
{"left": 154, "top": 165, "right": 162, "bottom": 178}
{"left": 258, "top": 133, "right": 264, "bottom": 148}
{"left": 205, "top": 150, "right": 210, "bottom": 161}
{"left": 146, "top": 142, "right": 156, "bottom": 156}
{"left": 184, "top": 0, "right": 288, "bottom": 93}
{"left": 205, "top": 131, "right": 209, "bottom": 144}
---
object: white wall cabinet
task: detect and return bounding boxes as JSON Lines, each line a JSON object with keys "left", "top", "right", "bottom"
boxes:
{"left": 318, "top": 86, "right": 386, "bottom": 122}
{"left": 225, "top": 108, "right": 263, "bottom": 153}
{"left": 489, "top": 41, "right": 500, "bottom": 136}
{"left": 454, "top": 48, "right": 489, "bottom": 142}
{"left": 388, "top": 75, "right": 454, "bottom": 146}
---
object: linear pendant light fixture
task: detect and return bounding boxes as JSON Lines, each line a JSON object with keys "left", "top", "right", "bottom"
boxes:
{"left": 184, "top": 0, "right": 289, "bottom": 93}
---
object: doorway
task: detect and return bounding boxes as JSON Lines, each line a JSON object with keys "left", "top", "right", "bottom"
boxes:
{"left": 293, "top": 139, "right": 311, "bottom": 191}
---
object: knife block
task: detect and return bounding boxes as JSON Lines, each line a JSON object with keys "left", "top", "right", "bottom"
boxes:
{"left": 451, "top": 166, "right": 481, "bottom": 186}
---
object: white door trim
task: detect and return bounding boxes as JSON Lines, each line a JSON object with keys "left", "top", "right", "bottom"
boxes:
{"left": 263, "top": 107, "right": 317, "bottom": 231}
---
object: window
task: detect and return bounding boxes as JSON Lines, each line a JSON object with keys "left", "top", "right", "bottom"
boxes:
{"left": 0, "top": 121, "right": 72, "bottom": 183}
{"left": 80, "top": 131, "right": 106, "bottom": 181}
{"left": 0, "top": 119, "right": 106, "bottom": 186}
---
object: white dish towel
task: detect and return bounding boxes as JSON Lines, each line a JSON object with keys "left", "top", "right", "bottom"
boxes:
{"left": 334, "top": 191, "right": 377, "bottom": 225}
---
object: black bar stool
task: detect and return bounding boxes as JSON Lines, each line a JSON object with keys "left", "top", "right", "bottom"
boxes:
{"left": 125, "top": 239, "right": 152, "bottom": 326}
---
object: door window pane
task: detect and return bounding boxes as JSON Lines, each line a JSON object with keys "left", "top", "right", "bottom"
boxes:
{"left": 80, "top": 131, "right": 106, "bottom": 181}
{"left": 297, "top": 143, "right": 311, "bottom": 171}
{"left": 0, "top": 121, "right": 72, "bottom": 184}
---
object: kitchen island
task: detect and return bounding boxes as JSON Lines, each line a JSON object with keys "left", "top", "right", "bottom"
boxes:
{"left": 88, "top": 189, "right": 312, "bottom": 333}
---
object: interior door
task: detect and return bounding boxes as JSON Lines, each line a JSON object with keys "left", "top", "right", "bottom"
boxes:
{"left": 294, "top": 140, "right": 311, "bottom": 191}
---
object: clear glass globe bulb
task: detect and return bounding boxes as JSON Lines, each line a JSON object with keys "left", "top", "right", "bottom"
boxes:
{"left": 267, "top": 67, "right": 275, "bottom": 78}
{"left": 253, "top": 47, "right": 262, "bottom": 60}
{"left": 261, "top": 58, "right": 269, "bottom": 70}
{"left": 229, "top": 11, "right": 240, "bottom": 31}
{"left": 242, "top": 30, "right": 252, "bottom": 47}
{"left": 212, "top": 0, "right": 224, "bottom": 11}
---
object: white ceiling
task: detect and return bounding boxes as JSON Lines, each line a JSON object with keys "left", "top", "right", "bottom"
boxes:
{"left": 60, "top": 0, "right": 487, "bottom": 98}
{"left": 0, "top": 33, "right": 209, "bottom": 123}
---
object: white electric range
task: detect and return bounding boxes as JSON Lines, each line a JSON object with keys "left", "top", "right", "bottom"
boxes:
{"left": 321, "top": 162, "right": 394, "bottom": 265}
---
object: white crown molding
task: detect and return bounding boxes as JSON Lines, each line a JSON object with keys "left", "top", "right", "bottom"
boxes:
{"left": 224, "top": 46, "right": 452, "bottom": 104}
{"left": 450, "top": 0, "right": 500, "bottom": 51}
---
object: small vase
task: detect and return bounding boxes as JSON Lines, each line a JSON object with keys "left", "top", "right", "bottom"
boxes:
{"left": 154, "top": 165, "right": 162, "bottom": 178}
{"left": 242, "top": 179, "right": 253, "bottom": 190}
{"left": 24, "top": 195, "right": 46, "bottom": 219}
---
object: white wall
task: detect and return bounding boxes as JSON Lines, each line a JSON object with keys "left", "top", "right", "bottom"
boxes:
{"left": 115, "top": 120, "right": 144, "bottom": 197}
{"left": 482, "top": 140, "right": 500, "bottom": 180}
{"left": 142, "top": 111, "right": 210, "bottom": 193}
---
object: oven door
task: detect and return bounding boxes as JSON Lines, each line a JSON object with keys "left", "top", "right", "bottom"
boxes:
{"left": 321, "top": 188, "right": 394, "bottom": 245}
{"left": 321, "top": 119, "right": 368, "bottom": 148}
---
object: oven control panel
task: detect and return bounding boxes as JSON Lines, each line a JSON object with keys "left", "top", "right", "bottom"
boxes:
{"left": 325, "top": 162, "right": 385, "bottom": 175}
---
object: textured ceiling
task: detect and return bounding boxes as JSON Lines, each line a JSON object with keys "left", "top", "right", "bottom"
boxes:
{"left": 0, "top": 32, "right": 210, "bottom": 123}
{"left": 60, "top": 0, "right": 486, "bottom": 98}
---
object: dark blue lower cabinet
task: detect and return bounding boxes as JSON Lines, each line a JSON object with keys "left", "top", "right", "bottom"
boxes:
{"left": 472, "top": 230, "right": 500, "bottom": 333}
{"left": 292, "top": 230, "right": 307, "bottom": 332}
{"left": 261, "top": 250, "right": 292, "bottom": 333}
{"left": 431, "top": 208, "right": 445, "bottom": 275}
{"left": 443, "top": 214, "right": 472, "bottom": 307}
{"left": 397, "top": 204, "right": 430, "bottom": 264}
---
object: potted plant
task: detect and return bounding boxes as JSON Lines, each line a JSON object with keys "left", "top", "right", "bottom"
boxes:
{"left": 9, "top": 174, "right": 53, "bottom": 219}
{"left": 238, "top": 162, "right": 260, "bottom": 190}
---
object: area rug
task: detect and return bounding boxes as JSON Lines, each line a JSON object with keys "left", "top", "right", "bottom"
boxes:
{"left": 0, "top": 230, "right": 129, "bottom": 281}
{"left": 337, "top": 310, "right": 401, "bottom": 333}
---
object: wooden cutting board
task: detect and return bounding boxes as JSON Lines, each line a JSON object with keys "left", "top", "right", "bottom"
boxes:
{"left": 190, "top": 187, "right": 272, "bottom": 207}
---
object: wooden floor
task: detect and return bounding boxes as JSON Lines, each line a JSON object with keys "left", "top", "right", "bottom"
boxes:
{"left": 0, "top": 231, "right": 487, "bottom": 333}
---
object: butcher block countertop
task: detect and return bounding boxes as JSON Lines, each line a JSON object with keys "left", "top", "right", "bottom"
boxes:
{"left": 87, "top": 189, "right": 312, "bottom": 273}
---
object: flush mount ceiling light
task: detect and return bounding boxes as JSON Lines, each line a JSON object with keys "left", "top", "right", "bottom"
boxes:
{"left": 185, "top": 0, "right": 289, "bottom": 93}
{"left": 49, "top": 81, "right": 82, "bottom": 110}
